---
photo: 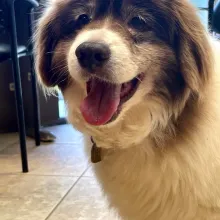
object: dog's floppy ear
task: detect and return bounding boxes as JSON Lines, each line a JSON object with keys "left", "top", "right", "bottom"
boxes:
{"left": 171, "top": 0, "right": 213, "bottom": 95}
{"left": 35, "top": 2, "right": 72, "bottom": 88}
{"left": 35, "top": 12, "right": 59, "bottom": 87}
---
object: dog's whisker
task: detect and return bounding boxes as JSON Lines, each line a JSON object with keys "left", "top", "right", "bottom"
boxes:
{"left": 50, "top": 63, "right": 68, "bottom": 72}
{"left": 136, "top": 77, "right": 143, "bottom": 82}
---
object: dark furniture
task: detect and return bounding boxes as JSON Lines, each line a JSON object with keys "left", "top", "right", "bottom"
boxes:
{"left": 198, "top": 0, "right": 216, "bottom": 31}
{"left": 208, "top": 0, "right": 216, "bottom": 31}
{"left": 0, "top": 0, "right": 40, "bottom": 173}
{"left": 212, "top": 0, "right": 220, "bottom": 34}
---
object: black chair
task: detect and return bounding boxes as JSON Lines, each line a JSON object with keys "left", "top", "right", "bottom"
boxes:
{"left": 0, "top": 0, "right": 40, "bottom": 173}
{"left": 212, "top": 0, "right": 220, "bottom": 34}
{"left": 208, "top": 0, "right": 216, "bottom": 31}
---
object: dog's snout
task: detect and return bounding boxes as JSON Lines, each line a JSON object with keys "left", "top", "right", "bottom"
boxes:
{"left": 75, "top": 42, "right": 111, "bottom": 71}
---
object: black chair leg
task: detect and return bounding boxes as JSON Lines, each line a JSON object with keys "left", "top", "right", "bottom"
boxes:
{"left": 30, "top": 55, "right": 41, "bottom": 146}
{"left": 7, "top": 2, "right": 28, "bottom": 173}
{"left": 209, "top": 0, "right": 215, "bottom": 31}
{"left": 28, "top": 8, "right": 40, "bottom": 146}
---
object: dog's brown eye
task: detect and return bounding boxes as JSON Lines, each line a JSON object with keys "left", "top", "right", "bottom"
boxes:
{"left": 128, "top": 17, "right": 149, "bottom": 31}
{"left": 76, "top": 14, "right": 91, "bottom": 28}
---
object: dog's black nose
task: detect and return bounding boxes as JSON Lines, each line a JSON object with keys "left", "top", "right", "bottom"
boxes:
{"left": 75, "top": 42, "right": 110, "bottom": 71}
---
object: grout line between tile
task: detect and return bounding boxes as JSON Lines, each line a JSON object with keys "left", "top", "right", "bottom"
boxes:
{"left": 0, "top": 173, "right": 84, "bottom": 177}
{"left": 26, "top": 174, "right": 84, "bottom": 177}
{"left": 44, "top": 167, "right": 90, "bottom": 220}
{"left": 0, "top": 141, "right": 19, "bottom": 153}
{"left": 0, "top": 173, "right": 22, "bottom": 176}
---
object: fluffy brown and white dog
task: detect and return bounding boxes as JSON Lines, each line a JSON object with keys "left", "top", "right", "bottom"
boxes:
{"left": 35, "top": 0, "right": 220, "bottom": 219}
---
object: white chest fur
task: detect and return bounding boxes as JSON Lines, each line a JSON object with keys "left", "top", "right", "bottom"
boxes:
{"left": 87, "top": 138, "right": 220, "bottom": 220}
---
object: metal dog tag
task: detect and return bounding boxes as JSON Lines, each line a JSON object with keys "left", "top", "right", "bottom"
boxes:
{"left": 91, "top": 137, "right": 102, "bottom": 163}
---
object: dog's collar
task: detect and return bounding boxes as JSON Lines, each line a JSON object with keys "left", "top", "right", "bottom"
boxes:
{"left": 91, "top": 137, "right": 102, "bottom": 163}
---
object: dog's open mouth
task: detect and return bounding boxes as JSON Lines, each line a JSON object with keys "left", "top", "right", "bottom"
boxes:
{"left": 80, "top": 73, "right": 144, "bottom": 126}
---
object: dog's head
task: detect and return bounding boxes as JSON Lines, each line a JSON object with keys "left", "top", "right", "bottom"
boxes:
{"left": 35, "top": 0, "right": 213, "bottom": 148}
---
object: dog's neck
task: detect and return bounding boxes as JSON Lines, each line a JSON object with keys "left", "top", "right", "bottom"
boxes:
{"left": 151, "top": 93, "right": 203, "bottom": 148}
{"left": 90, "top": 91, "right": 201, "bottom": 156}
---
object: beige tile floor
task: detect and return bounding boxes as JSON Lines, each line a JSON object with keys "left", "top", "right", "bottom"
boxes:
{"left": 0, "top": 125, "right": 118, "bottom": 220}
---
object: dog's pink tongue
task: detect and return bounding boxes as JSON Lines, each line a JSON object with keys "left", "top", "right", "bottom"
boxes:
{"left": 80, "top": 79, "right": 121, "bottom": 126}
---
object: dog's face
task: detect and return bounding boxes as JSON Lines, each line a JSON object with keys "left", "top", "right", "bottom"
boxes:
{"left": 35, "top": 0, "right": 212, "bottom": 148}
